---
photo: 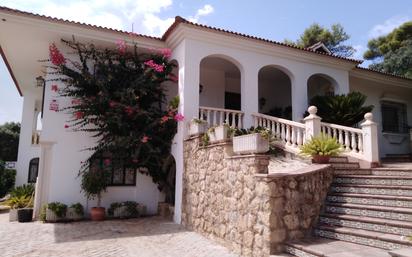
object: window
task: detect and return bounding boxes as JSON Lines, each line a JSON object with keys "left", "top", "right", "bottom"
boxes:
{"left": 28, "top": 158, "right": 39, "bottom": 183}
{"left": 90, "top": 157, "right": 136, "bottom": 186}
{"left": 381, "top": 101, "right": 408, "bottom": 133}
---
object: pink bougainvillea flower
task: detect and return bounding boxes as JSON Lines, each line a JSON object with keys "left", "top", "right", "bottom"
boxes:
{"left": 160, "top": 115, "right": 169, "bottom": 124}
{"left": 174, "top": 113, "right": 184, "bottom": 122}
{"left": 141, "top": 135, "right": 150, "bottom": 143}
{"left": 74, "top": 111, "right": 84, "bottom": 119}
{"left": 71, "top": 99, "right": 82, "bottom": 105}
{"left": 124, "top": 106, "right": 134, "bottom": 116}
{"left": 116, "top": 39, "right": 127, "bottom": 54}
{"left": 109, "top": 101, "right": 117, "bottom": 108}
{"left": 51, "top": 84, "right": 59, "bottom": 92}
{"left": 144, "top": 59, "right": 164, "bottom": 73}
{"left": 64, "top": 124, "right": 69, "bottom": 129}
{"left": 159, "top": 48, "right": 172, "bottom": 58}
{"left": 49, "top": 43, "right": 65, "bottom": 66}
{"left": 169, "top": 74, "right": 178, "bottom": 83}
{"left": 103, "top": 159, "right": 111, "bottom": 166}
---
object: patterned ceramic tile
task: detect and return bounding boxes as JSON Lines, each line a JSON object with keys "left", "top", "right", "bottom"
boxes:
{"left": 327, "top": 195, "right": 412, "bottom": 208}
{"left": 331, "top": 186, "right": 412, "bottom": 197}
{"left": 325, "top": 205, "right": 412, "bottom": 222}
{"left": 334, "top": 177, "right": 412, "bottom": 186}
{"left": 284, "top": 246, "right": 317, "bottom": 257}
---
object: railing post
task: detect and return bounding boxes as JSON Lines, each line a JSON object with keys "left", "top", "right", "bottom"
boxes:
{"left": 303, "top": 106, "right": 321, "bottom": 141}
{"left": 361, "top": 112, "right": 379, "bottom": 166}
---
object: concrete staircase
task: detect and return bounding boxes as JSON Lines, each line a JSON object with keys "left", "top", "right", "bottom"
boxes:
{"left": 284, "top": 157, "right": 412, "bottom": 257}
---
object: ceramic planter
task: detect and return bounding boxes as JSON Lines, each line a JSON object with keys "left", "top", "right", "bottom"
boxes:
{"left": 91, "top": 207, "right": 105, "bottom": 221}
{"left": 113, "top": 206, "right": 128, "bottom": 218}
{"left": 66, "top": 207, "right": 83, "bottom": 221}
{"left": 208, "top": 125, "right": 229, "bottom": 143}
{"left": 312, "top": 155, "right": 330, "bottom": 164}
{"left": 46, "top": 209, "right": 65, "bottom": 222}
{"left": 9, "top": 209, "right": 18, "bottom": 222}
{"left": 233, "top": 133, "right": 269, "bottom": 154}
{"left": 17, "top": 208, "right": 33, "bottom": 223}
{"left": 188, "top": 120, "right": 207, "bottom": 136}
{"left": 137, "top": 204, "right": 147, "bottom": 217}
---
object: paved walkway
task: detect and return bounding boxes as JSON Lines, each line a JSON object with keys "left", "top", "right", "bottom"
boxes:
{"left": 0, "top": 212, "right": 238, "bottom": 257}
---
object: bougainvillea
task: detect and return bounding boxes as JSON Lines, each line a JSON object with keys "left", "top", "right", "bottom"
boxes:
{"left": 48, "top": 39, "right": 180, "bottom": 203}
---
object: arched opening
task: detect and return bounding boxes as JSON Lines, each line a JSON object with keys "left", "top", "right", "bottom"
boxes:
{"left": 258, "top": 66, "right": 292, "bottom": 119}
{"left": 28, "top": 157, "right": 39, "bottom": 183}
{"left": 307, "top": 74, "right": 338, "bottom": 102}
{"left": 199, "top": 55, "right": 241, "bottom": 110}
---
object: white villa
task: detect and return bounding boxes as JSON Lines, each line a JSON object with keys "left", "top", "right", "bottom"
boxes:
{"left": 2, "top": 6, "right": 412, "bottom": 256}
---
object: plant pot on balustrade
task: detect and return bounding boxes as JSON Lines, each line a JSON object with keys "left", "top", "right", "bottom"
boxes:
{"left": 312, "top": 155, "right": 330, "bottom": 164}
{"left": 188, "top": 119, "right": 208, "bottom": 136}
{"left": 233, "top": 133, "right": 270, "bottom": 155}
{"left": 17, "top": 208, "right": 33, "bottom": 223}
{"left": 207, "top": 125, "right": 230, "bottom": 143}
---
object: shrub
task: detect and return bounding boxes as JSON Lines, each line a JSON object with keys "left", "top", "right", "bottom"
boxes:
{"left": 70, "top": 203, "right": 84, "bottom": 216}
{"left": 300, "top": 134, "right": 342, "bottom": 157}
{"left": 10, "top": 184, "right": 35, "bottom": 198}
{"left": 308, "top": 92, "right": 374, "bottom": 127}
{"left": 234, "top": 126, "right": 272, "bottom": 140}
{"left": 0, "top": 161, "right": 16, "bottom": 197}
{"left": 47, "top": 202, "right": 67, "bottom": 218}
{"left": 5, "top": 195, "right": 32, "bottom": 209}
{"left": 39, "top": 204, "right": 47, "bottom": 222}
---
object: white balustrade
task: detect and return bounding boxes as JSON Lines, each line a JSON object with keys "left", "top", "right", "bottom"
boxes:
{"left": 321, "top": 122, "right": 363, "bottom": 155}
{"left": 32, "top": 130, "right": 41, "bottom": 145}
{"left": 199, "top": 106, "right": 244, "bottom": 128}
{"left": 252, "top": 113, "right": 306, "bottom": 153}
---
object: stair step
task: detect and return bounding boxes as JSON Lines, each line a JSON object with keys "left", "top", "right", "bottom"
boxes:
{"left": 333, "top": 175, "right": 412, "bottom": 186}
{"left": 331, "top": 184, "right": 412, "bottom": 197}
{"left": 319, "top": 213, "right": 412, "bottom": 236}
{"left": 314, "top": 225, "right": 411, "bottom": 250}
{"left": 329, "top": 156, "right": 349, "bottom": 163}
{"left": 334, "top": 169, "right": 372, "bottom": 175}
{"left": 371, "top": 168, "right": 412, "bottom": 176}
{"left": 325, "top": 202, "right": 412, "bottom": 222}
{"left": 330, "top": 162, "right": 360, "bottom": 169}
{"left": 285, "top": 238, "right": 391, "bottom": 257}
{"left": 327, "top": 193, "right": 412, "bottom": 208}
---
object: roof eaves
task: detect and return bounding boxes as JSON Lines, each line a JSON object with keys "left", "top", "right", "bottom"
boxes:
{"left": 355, "top": 66, "right": 412, "bottom": 82}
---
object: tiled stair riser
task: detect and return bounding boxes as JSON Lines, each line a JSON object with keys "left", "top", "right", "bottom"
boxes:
{"left": 329, "top": 157, "right": 348, "bottom": 163}
{"left": 333, "top": 170, "right": 371, "bottom": 175}
{"left": 284, "top": 246, "right": 318, "bottom": 257}
{"left": 331, "top": 186, "right": 412, "bottom": 197}
{"left": 319, "top": 216, "right": 412, "bottom": 236}
{"left": 325, "top": 205, "right": 412, "bottom": 222}
{"left": 334, "top": 177, "right": 412, "bottom": 186}
{"left": 371, "top": 170, "right": 412, "bottom": 176}
{"left": 327, "top": 195, "right": 412, "bottom": 208}
{"left": 314, "top": 229, "right": 406, "bottom": 250}
{"left": 330, "top": 163, "right": 360, "bottom": 169}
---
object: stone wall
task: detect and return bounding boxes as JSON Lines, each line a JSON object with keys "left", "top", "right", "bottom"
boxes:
{"left": 182, "top": 137, "right": 333, "bottom": 256}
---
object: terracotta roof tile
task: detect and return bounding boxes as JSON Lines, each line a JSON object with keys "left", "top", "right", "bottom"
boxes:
{"left": 355, "top": 66, "right": 412, "bottom": 81}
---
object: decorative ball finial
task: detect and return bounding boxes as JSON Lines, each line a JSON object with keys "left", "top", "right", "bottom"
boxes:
{"left": 364, "top": 112, "right": 373, "bottom": 121}
{"left": 308, "top": 106, "right": 318, "bottom": 115}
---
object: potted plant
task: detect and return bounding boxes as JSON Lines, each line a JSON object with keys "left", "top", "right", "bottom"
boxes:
{"left": 5, "top": 184, "right": 35, "bottom": 222}
{"left": 46, "top": 202, "right": 67, "bottom": 222}
{"left": 188, "top": 118, "right": 208, "bottom": 136}
{"left": 66, "top": 203, "right": 84, "bottom": 221}
{"left": 206, "top": 124, "right": 232, "bottom": 143}
{"left": 300, "top": 133, "right": 342, "bottom": 163}
{"left": 81, "top": 167, "right": 111, "bottom": 221}
{"left": 108, "top": 201, "right": 141, "bottom": 218}
{"left": 108, "top": 202, "right": 126, "bottom": 218}
{"left": 233, "top": 126, "right": 271, "bottom": 154}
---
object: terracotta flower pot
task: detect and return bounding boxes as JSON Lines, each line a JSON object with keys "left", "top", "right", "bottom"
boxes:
{"left": 90, "top": 207, "right": 105, "bottom": 221}
{"left": 312, "top": 155, "right": 330, "bottom": 164}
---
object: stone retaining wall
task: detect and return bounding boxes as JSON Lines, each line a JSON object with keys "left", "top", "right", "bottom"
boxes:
{"left": 182, "top": 137, "right": 333, "bottom": 256}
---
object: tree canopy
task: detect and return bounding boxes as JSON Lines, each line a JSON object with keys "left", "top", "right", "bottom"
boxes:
{"left": 0, "top": 122, "right": 20, "bottom": 161}
{"left": 285, "top": 23, "right": 355, "bottom": 57}
{"left": 364, "top": 21, "right": 412, "bottom": 79}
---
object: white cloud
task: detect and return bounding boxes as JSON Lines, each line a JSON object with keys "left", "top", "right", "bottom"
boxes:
{"left": 369, "top": 15, "right": 410, "bottom": 38}
{"left": 352, "top": 44, "right": 366, "bottom": 60}
{"left": 0, "top": 0, "right": 181, "bottom": 36}
{"left": 188, "top": 4, "right": 214, "bottom": 23}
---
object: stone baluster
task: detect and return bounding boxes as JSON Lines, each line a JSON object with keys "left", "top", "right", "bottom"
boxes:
{"left": 358, "top": 133, "right": 363, "bottom": 154}
{"left": 351, "top": 133, "right": 357, "bottom": 153}
{"left": 344, "top": 131, "right": 350, "bottom": 151}
{"left": 361, "top": 113, "right": 379, "bottom": 166}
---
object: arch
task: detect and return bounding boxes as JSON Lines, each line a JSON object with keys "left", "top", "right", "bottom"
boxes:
{"left": 28, "top": 157, "right": 39, "bottom": 183}
{"left": 307, "top": 73, "right": 339, "bottom": 102}
{"left": 258, "top": 65, "right": 293, "bottom": 119}
{"left": 199, "top": 54, "right": 242, "bottom": 111}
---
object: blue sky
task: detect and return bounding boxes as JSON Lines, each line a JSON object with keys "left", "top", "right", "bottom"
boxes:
{"left": 0, "top": 0, "right": 411, "bottom": 124}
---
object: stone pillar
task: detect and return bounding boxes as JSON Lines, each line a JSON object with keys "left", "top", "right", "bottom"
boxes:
{"left": 303, "top": 106, "right": 321, "bottom": 141}
{"left": 242, "top": 64, "right": 259, "bottom": 128}
{"left": 361, "top": 112, "right": 379, "bottom": 165}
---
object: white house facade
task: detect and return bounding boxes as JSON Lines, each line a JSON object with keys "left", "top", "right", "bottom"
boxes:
{"left": 1, "top": 7, "right": 412, "bottom": 224}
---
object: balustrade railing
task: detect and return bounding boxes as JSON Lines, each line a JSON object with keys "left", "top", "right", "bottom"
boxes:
{"left": 321, "top": 122, "right": 363, "bottom": 155}
{"left": 199, "top": 106, "right": 244, "bottom": 128}
{"left": 252, "top": 113, "right": 305, "bottom": 153}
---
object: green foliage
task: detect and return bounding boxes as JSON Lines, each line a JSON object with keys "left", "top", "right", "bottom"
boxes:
{"left": 108, "top": 202, "right": 122, "bottom": 216}
{"left": 0, "top": 122, "right": 20, "bottom": 161}
{"left": 364, "top": 21, "right": 412, "bottom": 79}
{"left": 10, "top": 184, "right": 35, "bottom": 198}
{"left": 286, "top": 23, "right": 355, "bottom": 57}
{"left": 5, "top": 195, "right": 32, "bottom": 209}
{"left": 0, "top": 161, "right": 16, "bottom": 197}
{"left": 39, "top": 204, "right": 47, "bottom": 222}
{"left": 107, "top": 201, "right": 139, "bottom": 218}
{"left": 234, "top": 126, "right": 273, "bottom": 140}
{"left": 265, "top": 106, "right": 292, "bottom": 120}
{"left": 50, "top": 39, "right": 179, "bottom": 202}
{"left": 70, "top": 203, "right": 84, "bottom": 216}
{"left": 300, "top": 134, "right": 342, "bottom": 157}
{"left": 308, "top": 92, "right": 374, "bottom": 127}
{"left": 47, "top": 202, "right": 67, "bottom": 218}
